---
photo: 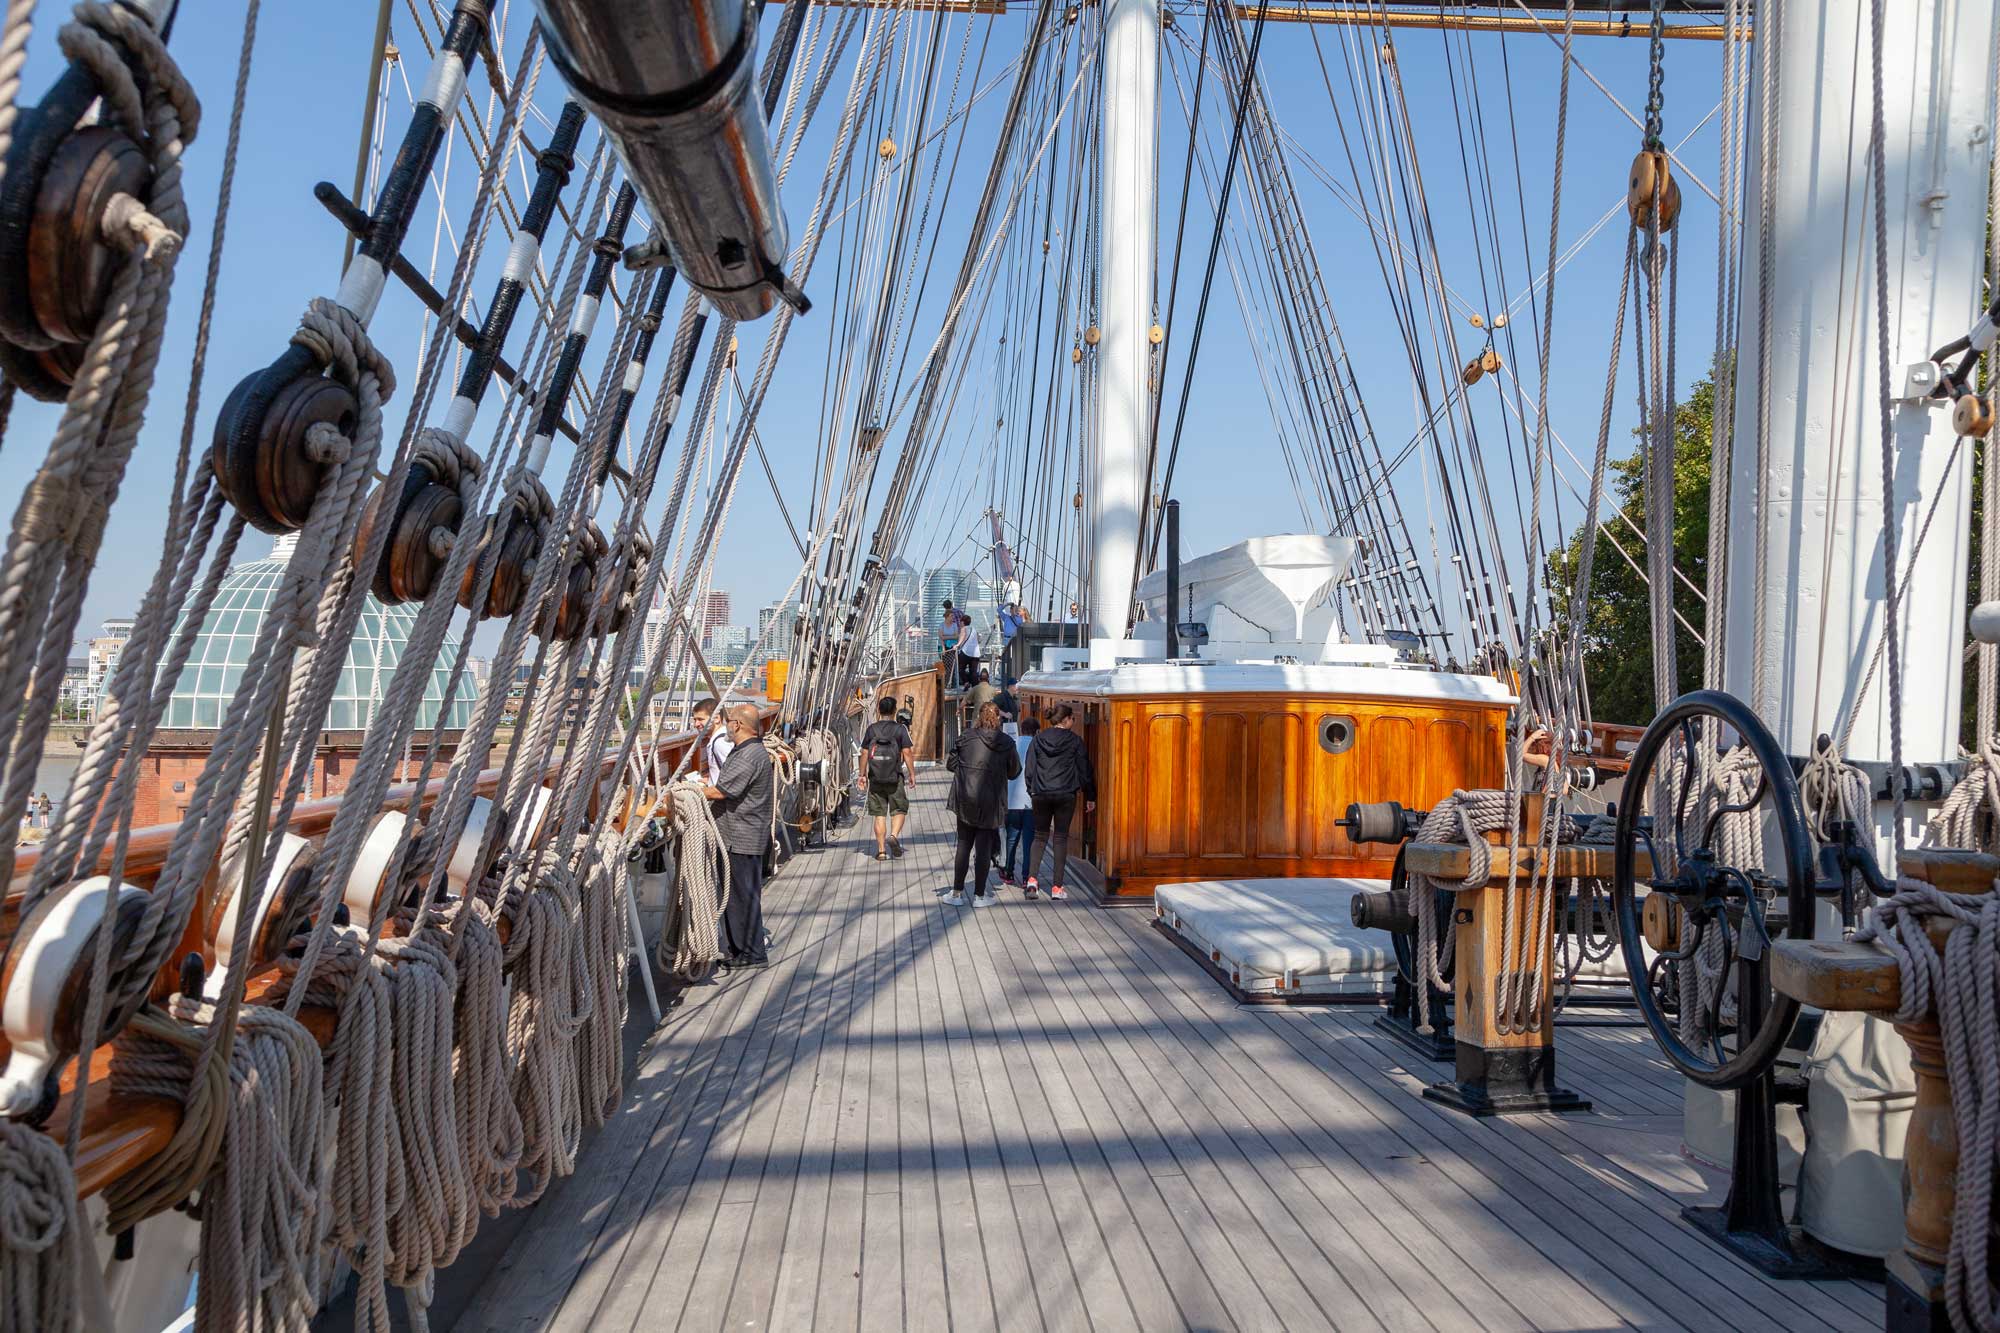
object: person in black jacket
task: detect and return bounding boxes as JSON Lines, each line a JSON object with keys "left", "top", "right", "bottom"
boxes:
{"left": 943, "top": 701, "right": 1020, "bottom": 906}
{"left": 1023, "top": 701, "right": 1095, "bottom": 900}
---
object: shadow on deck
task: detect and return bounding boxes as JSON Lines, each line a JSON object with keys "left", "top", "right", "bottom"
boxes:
{"left": 422, "top": 774, "right": 1884, "bottom": 1333}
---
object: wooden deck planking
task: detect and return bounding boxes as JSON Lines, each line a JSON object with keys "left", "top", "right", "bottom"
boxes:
{"left": 467, "top": 772, "right": 1892, "bottom": 1332}
{"left": 998, "top": 888, "right": 1481, "bottom": 1333}
{"left": 1102, "top": 910, "right": 1881, "bottom": 1333}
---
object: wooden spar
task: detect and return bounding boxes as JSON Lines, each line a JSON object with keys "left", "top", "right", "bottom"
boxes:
{"left": 810, "top": 0, "right": 1740, "bottom": 41}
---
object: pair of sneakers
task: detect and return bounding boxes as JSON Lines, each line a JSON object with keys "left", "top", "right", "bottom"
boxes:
{"left": 1020, "top": 877, "right": 1066, "bottom": 901}
{"left": 941, "top": 888, "right": 993, "bottom": 908}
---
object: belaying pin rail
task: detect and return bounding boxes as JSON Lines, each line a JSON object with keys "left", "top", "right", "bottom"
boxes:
{"left": 212, "top": 0, "right": 490, "bottom": 534}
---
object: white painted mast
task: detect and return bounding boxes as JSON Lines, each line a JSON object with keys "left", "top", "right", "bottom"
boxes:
{"left": 1089, "top": 0, "right": 1157, "bottom": 651}
{"left": 1723, "top": 0, "right": 1996, "bottom": 816}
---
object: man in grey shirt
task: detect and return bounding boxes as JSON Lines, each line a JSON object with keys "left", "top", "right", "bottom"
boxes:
{"left": 702, "top": 702, "right": 773, "bottom": 967}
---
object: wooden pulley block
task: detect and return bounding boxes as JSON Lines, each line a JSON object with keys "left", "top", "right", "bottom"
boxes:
{"left": 27, "top": 128, "right": 149, "bottom": 346}
{"left": 0, "top": 336, "right": 85, "bottom": 404}
{"left": 0, "top": 876, "right": 152, "bottom": 1124}
{"left": 204, "top": 832, "right": 319, "bottom": 996}
{"left": 549, "top": 553, "right": 596, "bottom": 642}
{"left": 212, "top": 345, "right": 360, "bottom": 534}
{"left": 354, "top": 459, "right": 464, "bottom": 605}
{"left": 457, "top": 507, "right": 538, "bottom": 620}
{"left": 607, "top": 534, "right": 654, "bottom": 635}
{"left": 0, "top": 56, "right": 152, "bottom": 358}
{"left": 1461, "top": 346, "right": 1501, "bottom": 386}
{"left": 342, "top": 810, "right": 418, "bottom": 932}
{"left": 548, "top": 522, "right": 608, "bottom": 642}
{"left": 1640, "top": 890, "right": 1682, "bottom": 953}
{"left": 1626, "top": 149, "right": 1682, "bottom": 232}
{"left": 1952, "top": 391, "right": 1995, "bottom": 439}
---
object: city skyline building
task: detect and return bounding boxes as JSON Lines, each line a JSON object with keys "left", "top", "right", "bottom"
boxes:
{"left": 696, "top": 591, "right": 731, "bottom": 648}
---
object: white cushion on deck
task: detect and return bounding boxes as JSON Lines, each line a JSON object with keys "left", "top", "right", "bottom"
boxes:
{"left": 1155, "top": 878, "right": 1394, "bottom": 991}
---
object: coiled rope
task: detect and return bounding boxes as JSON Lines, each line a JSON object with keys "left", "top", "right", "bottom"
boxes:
{"left": 1405, "top": 789, "right": 1514, "bottom": 1033}
{"left": 1855, "top": 882, "right": 2000, "bottom": 1333}
{"left": 577, "top": 828, "right": 632, "bottom": 1128}
{"left": 506, "top": 845, "right": 592, "bottom": 1207}
{"left": 656, "top": 780, "right": 730, "bottom": 982}
{"left": 0, "top": 1120, "right": 110, "bottom": 1332}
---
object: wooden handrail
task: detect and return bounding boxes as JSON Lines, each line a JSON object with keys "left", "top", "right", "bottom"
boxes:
{"left": 9, "top": 722, "right": 717, "bottom": 896}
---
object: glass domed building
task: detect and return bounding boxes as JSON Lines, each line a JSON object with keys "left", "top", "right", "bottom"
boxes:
{"left": 162, "top": 534, "right": 476, "bottom": 731}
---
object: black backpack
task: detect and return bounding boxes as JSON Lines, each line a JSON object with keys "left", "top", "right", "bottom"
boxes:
{"left": 867, "top": 726, "right": 902, "bottom": 785}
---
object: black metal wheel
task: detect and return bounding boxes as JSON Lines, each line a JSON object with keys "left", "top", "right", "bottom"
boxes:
{"left": 1613, "top": 689, "right": 1815, "bottom": 1090}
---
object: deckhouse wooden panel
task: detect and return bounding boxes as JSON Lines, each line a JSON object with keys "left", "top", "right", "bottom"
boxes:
{"left": 1017, "top": 686, "right": 1507, "bottom": 897}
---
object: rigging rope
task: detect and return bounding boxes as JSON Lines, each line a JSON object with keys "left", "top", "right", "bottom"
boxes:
{"left": 0, "top": 0, "right": 199, "bottom": 893}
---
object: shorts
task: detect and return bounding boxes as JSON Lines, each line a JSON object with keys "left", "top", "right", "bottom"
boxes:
{"left": 866, "top": 782, "right": 909, "bottom": 816}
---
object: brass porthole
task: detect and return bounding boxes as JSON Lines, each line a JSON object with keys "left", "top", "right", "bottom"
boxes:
{"left": 1318, "top": 714, "right": 1356, "bottom": 755}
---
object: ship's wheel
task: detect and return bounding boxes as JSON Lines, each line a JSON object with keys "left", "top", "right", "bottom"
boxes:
{"left": 1611, "top": 689, "right": 1868, "bottom": 1280}
{"left": 1612, "top": 689, "right": 1816, "bottom": 1090}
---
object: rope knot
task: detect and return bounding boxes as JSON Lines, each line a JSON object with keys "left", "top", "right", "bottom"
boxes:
{"left": 291, "top": 297, "right": 396, "bottom": 401}
{"left": 99, "top": 192, "right": 182, "bottom": 263}
{"left": 303, "top": 420, "right": 352, "bottom": 465}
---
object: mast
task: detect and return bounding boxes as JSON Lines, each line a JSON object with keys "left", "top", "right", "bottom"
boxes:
{"left": 1723, "top": 0, "right": 1997, "bottom": 814}
{"left": 1090, "top": 0, "right": 1157, "bottom": 645}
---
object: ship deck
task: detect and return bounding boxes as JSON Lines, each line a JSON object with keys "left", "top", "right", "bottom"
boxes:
{"left": 460, "top": 771, "right": 1885, "bottom": 1332}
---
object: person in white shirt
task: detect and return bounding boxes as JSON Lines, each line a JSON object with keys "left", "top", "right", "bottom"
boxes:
{"left": 1000, "top": 717, "right": 1039, "bottom": 896}
{"left": 956, "top": 617, "right": 981, "bottom": 688}
{"left": 691, "top": 698, "right": 735, "bottom": 776}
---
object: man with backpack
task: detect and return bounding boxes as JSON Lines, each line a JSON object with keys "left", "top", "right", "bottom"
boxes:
{"left": 859, "top": 694, "right": 916, "bottom": 861}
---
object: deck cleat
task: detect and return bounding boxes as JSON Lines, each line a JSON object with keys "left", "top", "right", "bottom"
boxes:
{"left": 205, "top": 832, "right": 320, "bottom": 996}
{"left": 0, "top": 877, "right": 153, "bottom": 1123}
{"left": 341, "top": 810, "right": 419, "bottom": 933}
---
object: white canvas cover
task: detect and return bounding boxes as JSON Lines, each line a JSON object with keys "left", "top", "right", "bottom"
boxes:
{"left": 1155, "top": 878, "right": 1395, "bottom": 996}
{"left": 1680, "top": 1009, "right": 1912, "bottom": 1258}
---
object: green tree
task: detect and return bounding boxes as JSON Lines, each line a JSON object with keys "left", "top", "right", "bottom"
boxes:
{"left": 1549, "top": 369, "right": 1715, "bottom": 725}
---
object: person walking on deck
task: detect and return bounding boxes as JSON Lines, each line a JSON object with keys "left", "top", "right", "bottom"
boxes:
{"left": 943, "top": 701, "right": 1019, "bottom": 907}
{"left": 859, "top": 695, "right": 916, "bottom": 861}
{"left": 702, "top": 703, "right": 773, "bottom": 966}
{"left": 1024, "top": 702, "right": 1095, "bottom": 900}
{"left": 1001, "top": 717, "right": 1038, "bottom": 895}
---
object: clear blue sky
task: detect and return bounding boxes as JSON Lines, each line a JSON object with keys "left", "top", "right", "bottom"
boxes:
{"left": 10, "top": 3, "right": 1723, "bottom": 655}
